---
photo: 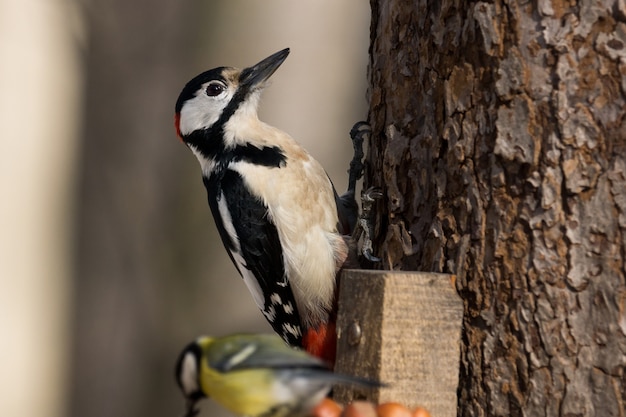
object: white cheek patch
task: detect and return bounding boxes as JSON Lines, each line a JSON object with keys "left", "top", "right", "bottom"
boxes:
{"left": 178, "top": 87, "right": 234, "bottom": 136}
{"left": 180, "top": 352, "right": 199, "bottom": 396}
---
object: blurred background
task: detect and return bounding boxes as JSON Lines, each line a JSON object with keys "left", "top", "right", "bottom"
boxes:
{"left": 0, "top": 1, "right": 369, "bottom": 417}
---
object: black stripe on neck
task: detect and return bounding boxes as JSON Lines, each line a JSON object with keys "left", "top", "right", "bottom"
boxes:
{"left": 232, "top": 143, "right": 286, "bottom": 168}
{"left": 188, "top": 129, "right": 286, "bottom": 169}
{"left": 184, "top": 127, "right": 225, "bottom": 159}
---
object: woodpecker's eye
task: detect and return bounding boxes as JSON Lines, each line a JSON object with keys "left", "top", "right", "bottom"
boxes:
{"left": 206, "top": 82, "right": 226, "bottom": 97}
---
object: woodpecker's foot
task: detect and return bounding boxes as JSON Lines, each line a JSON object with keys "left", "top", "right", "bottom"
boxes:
{"left": 346, "top": 122, "right": 370, "bottom": 193}
{"left": 359, "top": 187, "right": 382, "bottom": 262}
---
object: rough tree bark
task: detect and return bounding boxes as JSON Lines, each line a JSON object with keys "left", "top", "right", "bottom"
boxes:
{"left": 366, "top": 1, "right": 626, "bottom": 416}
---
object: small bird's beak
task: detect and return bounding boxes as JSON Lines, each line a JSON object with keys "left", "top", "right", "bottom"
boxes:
{"left": 240, "top": 48, "right": 290, "bottom": 89}
{"left": 183, "top": 399, "right": 200, "bottom": 417}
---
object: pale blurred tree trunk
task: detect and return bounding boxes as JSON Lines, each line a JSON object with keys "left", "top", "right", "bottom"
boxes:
{"left": 0, "top": 1, "right": 82, "bottom": 417}
{"left": 366, "top": 1, "right": 626, "bottom": 415}
{"left": 70, "top": 1, "right": 202, "bottom": 416}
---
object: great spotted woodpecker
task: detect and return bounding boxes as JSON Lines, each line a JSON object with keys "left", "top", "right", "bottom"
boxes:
{"left": 174, "top": 48, "right": 371, "bottom": 363}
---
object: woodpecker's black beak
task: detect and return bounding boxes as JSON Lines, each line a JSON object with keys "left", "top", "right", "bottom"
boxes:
{"left": 240, "top": 48, "right": 290, "bottom": 89}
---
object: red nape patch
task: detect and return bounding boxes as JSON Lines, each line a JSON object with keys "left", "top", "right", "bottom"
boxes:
{"left": 303, "top": 322, "right": 337, "bottom": 366}
{"left": 174, "top": 113, "right": 183, "bottom": 142}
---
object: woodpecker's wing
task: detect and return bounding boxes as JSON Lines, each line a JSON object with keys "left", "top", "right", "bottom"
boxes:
{"left": 204, "top": 167, "right": 303, "bottom": 346}
{"left": 206, "top": 334, "right": 325, "bottom": 373}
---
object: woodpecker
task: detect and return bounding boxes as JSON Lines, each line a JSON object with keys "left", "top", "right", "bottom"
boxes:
{"left": 175, "top": 333, "right": 383, "bottom": 417}
{"left": 174, "top": 48, "right": 365, "bottom": 363}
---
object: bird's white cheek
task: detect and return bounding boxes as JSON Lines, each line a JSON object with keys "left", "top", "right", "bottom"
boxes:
{"left": 179, "top": 103, "right": 218, "bottom": 136}
{"left": 180, "top": 353, "right": 199, "bottom": 396}
{"left": 178, "top": 92, "right": 232, "bottom": 136}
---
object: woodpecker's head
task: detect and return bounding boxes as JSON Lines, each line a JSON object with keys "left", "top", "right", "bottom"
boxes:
{"left": 174, "top": 48, "right": 290, "bottom": 142}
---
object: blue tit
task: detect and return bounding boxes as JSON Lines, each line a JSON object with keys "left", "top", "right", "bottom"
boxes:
{"left": 175, "top": 333, "right": 382, "bottom": 417}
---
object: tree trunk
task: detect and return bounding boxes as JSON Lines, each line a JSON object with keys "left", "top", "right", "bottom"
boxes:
{"left": 366, "top": 1, "right": 626, "bottom": 415}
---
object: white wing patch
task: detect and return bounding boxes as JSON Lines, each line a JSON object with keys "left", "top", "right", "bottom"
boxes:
{"left": 217, "top": 192, "right": 265, "bottom": 310}
{"left": 270, "top": 293, "right": 282, "bottom": 305}
{"left": 283, "top": 301, "right": 295, "bottom": 315}
{"left": 264, "top": 304, "right": 276, "bottom": 322}
{"left": 282, "top": 323, "right": 302, "bottom": 338}
{"left": 224, "top": 342, "right": 257, "bottom": 369}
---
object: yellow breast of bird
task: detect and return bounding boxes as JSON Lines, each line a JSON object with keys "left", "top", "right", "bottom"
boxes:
{"left": 201, "top": 366, "right": 278, "bottom": 417}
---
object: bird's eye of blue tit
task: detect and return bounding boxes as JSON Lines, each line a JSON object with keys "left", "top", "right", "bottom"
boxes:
{"left": 206, "top": 81, "right": 227, "bottom": 97}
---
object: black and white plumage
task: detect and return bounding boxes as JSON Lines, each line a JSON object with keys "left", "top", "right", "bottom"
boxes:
{"left": 174, "top": 49, "right": 352, "bottom": 353}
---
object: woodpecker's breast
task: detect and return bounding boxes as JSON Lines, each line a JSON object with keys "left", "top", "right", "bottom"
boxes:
{"left": 192, "top": 114, "right": 347, "bottom": 330}
{"left": 204, "top": 165, "right": 304, "bottom": 346}
{"left": 229, "top": 131, "right": 347, "bottom": 328}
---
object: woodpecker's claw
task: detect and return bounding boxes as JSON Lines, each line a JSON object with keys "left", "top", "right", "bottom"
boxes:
{"left": 337, "top": 122, "right": 372, "bottom": 235}
{"left": 362, "top": 187, "right": 383, "bottom": 200}
{"left": 362, "top": 244, "right": 382, "bottom": 262}
{"left": 347, "top": 121, "right": 371, "bottom": 193}
{"left": 357, "top": 187, "right": 382, "bottom": 262}
{"left": 346, "top": 122, "right": 381, "bottom": 262}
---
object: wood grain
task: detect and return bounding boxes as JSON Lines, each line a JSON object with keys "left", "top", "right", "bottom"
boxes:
{"left": 334, "top": 270, "right": 462, "bottom": 417}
